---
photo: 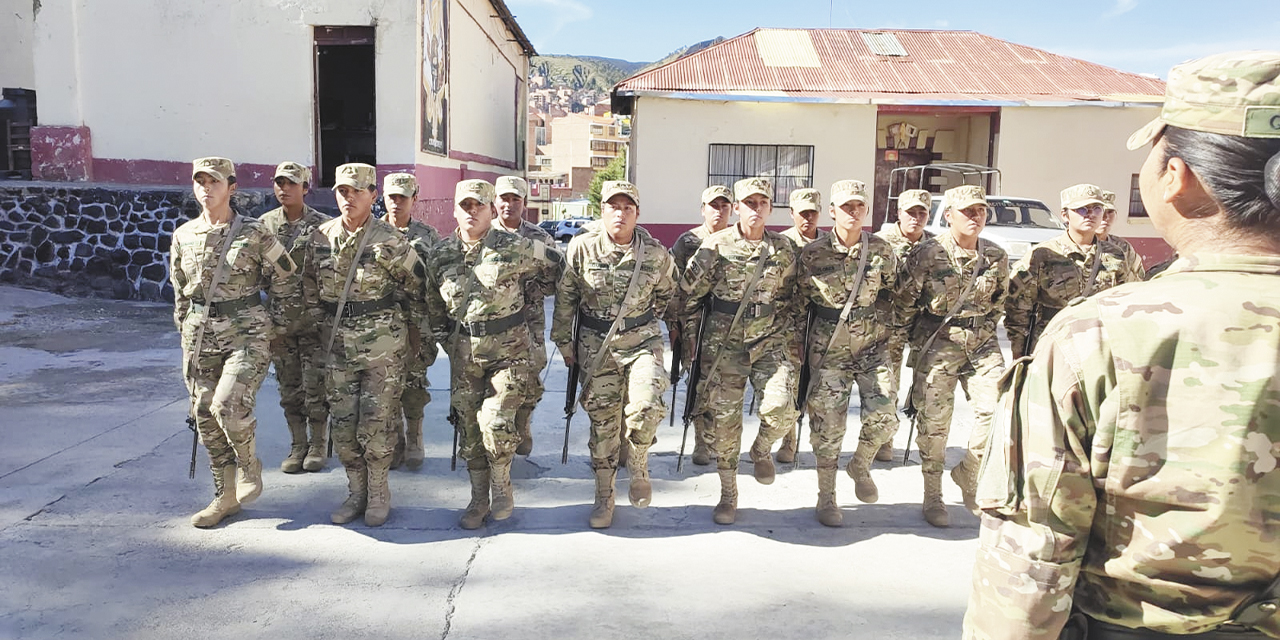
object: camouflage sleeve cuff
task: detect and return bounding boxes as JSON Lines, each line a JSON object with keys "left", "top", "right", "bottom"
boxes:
{"left": 964, "top": 536, "right": 1079, "bottom": 640}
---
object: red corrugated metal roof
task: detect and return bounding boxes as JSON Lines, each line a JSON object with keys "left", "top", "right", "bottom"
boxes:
{"left": 616, "top": 29, "right": 1165, "bottom": 103}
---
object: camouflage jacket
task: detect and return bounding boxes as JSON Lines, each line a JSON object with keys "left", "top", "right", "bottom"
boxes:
{"left": 671, "top": 224, "right": 717, "bottom": 275}
{"left": 1103, "top": 233, "right": 1147, "bottom": 282}
{"left": 780, "top": 226, "right": 827, "bottom": 251}
{"left": 170, "top": 213, "right": 301, "bottom": 342}
{"left": 261, "top": 205, "right": 332, "bottom": 265}
{"left": 300, "top": 216, "right": 427, "bottom": 364}
{"left": 797, "top": 231, "right": 898, "bottom": 365}
{"left": 901, "top": 232, "right": 1009, "bottom": 352}
{"left": 965, "top": 253, "right": 1280, "bottom": 640}
{"left": 392, "top": 218, "right": 442, "bottom": 249}
{"left": 552, "top": 223, "right": 676, "bottom": 365}
{"left": 499, "top": 218, "right": 560, "bottom": 336}
{"left": 1006, "top": 233, "right": 1135, "bottom": 358}
{"left": 679, "top": 224, "right": 801, "bottom": 350}
{"left": 424, "top": 226, "right": 562, "bottom": 360}
{"left": 875, "top": 222, "right": 934, "bottom": 330}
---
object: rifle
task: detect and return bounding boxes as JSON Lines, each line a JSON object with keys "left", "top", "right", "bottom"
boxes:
{"left": 446, "top": 406, "right": 459, "bottom": 471}
{"left": 1021, "top": 303, "right": 1039, "bottom": 359}
{"left": 562, "top": 314, "right": 581, "bottom": 465}
{"left": 678, "top": 303, "right": 712, "bottom": 472}
{"left": 186, "top": 416, "right": 199, "bottom": 479}
{"left": 668, "top": 327, "right": 682, "bottom": 427}
{"left": 792, "top": 307, "right": 817, "bottom": 464}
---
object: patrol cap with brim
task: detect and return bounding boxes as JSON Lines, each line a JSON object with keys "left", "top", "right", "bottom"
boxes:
{"left": 898, "top": 189, "right": 932, "bottom": 212}
{"left": 830, "top": 180, "right": 868, "bottom": 207}
{"left": 702, "top": 185, "right": 732, "bottom": 204}
{"left": 1127, "top": 50, "right": 1280, "bottom": 150}
{"left": 333, "top": 163, "right": 377, "bottom": 190}
{"left": 734, "top": 177, "right": 772, "bottom": 202}
{"left": 1061, "top": 184, "right": 1106, "bottom": 210}
{"left": 274, "top": 161, "right": 311, "bottom": 185}
{"left": 384, "top": 172, "right": 418, "bottom": 198}
{"left": 789, "top": 188, "right": 821, "bottom": 213}
{"left": 946, "top": 185, "right": 987, "bottom": 210}
{"left": 455, "top": 179, "right": 495, "bottom": 205}
{"left": 495, "top": 176, "right": 529, "bottom": 199}
{"left": 192, "top": 157, "right": 234, "bottom": 182}
{"left": 602, "top": 180, "right": 640, "bottom": 206}
{"left": 1099, "top": 190, "right": 1118, "bottom": 212}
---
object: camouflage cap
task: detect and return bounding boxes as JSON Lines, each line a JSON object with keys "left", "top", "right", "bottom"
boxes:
{"left": 455, "top": 179, "right": 495, "bottom": 205}
{"left": 602, "top": 180, "right": 640, "bottom": 206}
{"left": 333, "top": 163, "right": 377, "bottom": 191}
{"left": 830, "top": 180, "right": 868, "bottom": 206}
{"left": 701, "top": 185, "right": 732, "bottom": 204}
{"left": 495, "top": 175, "right": 529, "bottom": 199}
{"left": 734, "top": 177, "right": 772, "bottom": 202}
{"left": 1061, "top": 183, "right": 1106, "bottom": 210}
{"left": 1127, "top": 50, "right": 1280, "bottom": 150}
{"left": 192, "top": 157, "right": 234, "bottom": 182}
{"left": 1099, "top": 189, "right": 1118, "bottom": 212}
{"left": 273, "top": 161, "right": 311, "bottom": 185}
{"left": 946, "top": 185, "right": 987, "bottom": 210}
{"left": 383, "top": 172, "right": 418, "bottom": 198}
{"left": 898, "top": 189, "right": 932, "bottom": 212}
{"left": 789, "top": 188, "right": 821, "bottom": 213}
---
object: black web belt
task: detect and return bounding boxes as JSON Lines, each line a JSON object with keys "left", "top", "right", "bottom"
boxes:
{"left": 321, "top": 295, "right": 398, "bottom": 319}
{"left": 710, "top": 296, "right": 774, "bottom": 320}
{"left": 446, "top": 310, "right": 526, "bottom": 337}
{"left": 579, "top": 309, "right": 655, "bottom": 334}
{"left": 924, "top": 311, "right": 982, "bottom": 329}
{"left": 191, "top": 294, "right": 263, "bottom": 318}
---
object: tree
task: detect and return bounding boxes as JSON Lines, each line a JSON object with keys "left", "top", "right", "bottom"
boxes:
{"left": 587, "top": 151, "right": 627, "bottom": 217}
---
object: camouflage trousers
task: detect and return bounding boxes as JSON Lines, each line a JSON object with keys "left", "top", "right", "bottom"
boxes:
{"left": 579, "top": 336, "right": 669, "bottom": 470}
{"left": 449, "top": 337, "right": 532, "bottom": 468}
{"left": 884, "top": 327, "right": 910, "bottom": 402}
{"left": 807, "top": 355, "right": 899, "bottom": 460}
{"left": 183, "top": 333, "right": 271, "bottom": 471}
{"left": 678, "top": 315, "right": 715, "bottom": 451}
{"left": 515, "top": 320, "right": 548, "bottom": 438}
{"left": 397, "top": 346, "right": 433, "bottom": 426}
{"left": 700, "top": 339, "right": 800, "bottom": 471}
{"left": 327, "top": 341, "right": 404, "bottom": 469}
{"left": 270, "top": 329, "right": 329, "bottom": 441}
{"left": 908, "top": 334, "right": 1004, "bottom": 474}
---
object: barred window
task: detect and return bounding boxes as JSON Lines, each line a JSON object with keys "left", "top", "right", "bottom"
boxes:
{"left": 708, "top": 144, "right": 814, "bottom": 205}
{"left": 1129, "top": 174, "right": 1148, "bottom": 218}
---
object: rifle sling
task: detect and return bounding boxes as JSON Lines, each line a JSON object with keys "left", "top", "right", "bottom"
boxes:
{"left": 582, "top": 237, "right": 647, "bottom": 389}
{"left": 324, "top": 221, "right": 376, "bottom": 364}
{"left": 189, "top": 213, "right": 244, "bottom": 372}
{"left": 915, "top": 247, "right": 985, "bottom": 370}
{"left": 699, "top": 240, "right": 774, "bottom": 393}
{"left": 803, "top": 231, "right": 871, "bottom": 404}
{"left": 1081, "top": 239, "right": 1105, "bottom": 298}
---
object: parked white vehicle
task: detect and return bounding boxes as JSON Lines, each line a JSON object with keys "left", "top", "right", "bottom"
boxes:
{"left": 926, "top": 194, "right": 1062, "bottom": 262}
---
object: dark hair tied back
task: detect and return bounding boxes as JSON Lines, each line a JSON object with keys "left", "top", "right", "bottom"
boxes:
{"left": 1161, "top": 126, "right": 1280, "bottom": 232}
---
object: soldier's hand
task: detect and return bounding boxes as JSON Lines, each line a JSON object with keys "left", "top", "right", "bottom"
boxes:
{"left": 669, "top": 324, "right": 682, "bottom": 349}
{"left": 558, "top": 343, "right": 576, "bottom": 367}
{"left": 407, "top": 325, "right": 422, "bottom": 355}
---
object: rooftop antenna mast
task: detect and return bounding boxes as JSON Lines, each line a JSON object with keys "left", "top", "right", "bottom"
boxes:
{"left": 829, "top": 0, "right": 833, "bottom": 27}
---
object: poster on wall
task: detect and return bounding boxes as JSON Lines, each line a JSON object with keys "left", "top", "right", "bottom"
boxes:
{"left": 421, "top": 0, "right": 449, "bottom": 156}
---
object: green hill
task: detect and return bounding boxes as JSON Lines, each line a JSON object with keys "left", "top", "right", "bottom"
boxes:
{"left": 533, "top": 38, "right": 727, "bottom": 92}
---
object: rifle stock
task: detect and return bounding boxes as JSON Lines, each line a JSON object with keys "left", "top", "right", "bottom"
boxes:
{"left": 562, "top": 314, "right": 581, "bottom": 465}
{"left": 446, "top": 406, "right": 459, "bottom": 471}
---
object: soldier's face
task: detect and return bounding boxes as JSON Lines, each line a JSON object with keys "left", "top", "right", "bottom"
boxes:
{"left": 385, "top": 193, "right": 413, "bottom": 220}
{"left": 193, "top": 173, "right": 233, "bottom": 211}
{"left": 497, "top": 193, "right": 526, "bottom": 224}
{"left": 335, "top": 185, "right": 375, "bottom": 217}
{"left": 899, "top": 205, "right": 928, "bottom": 235}
{"left": 456, "top": 199, "right": 494, "bottom": 237}
{"left": 703, "top": 197, "right": 731, "bottom": 230}
{"left": 603, "top": 194, "right": 639, "bottom": 240}
{"left": 832, "top": 200, "right": 867, "bottom": 233}
{"left": 273, "top": 177, "right": 307, "bottom": 207}
{"left": 791, "top": 207, "right": 820, "bottom": 236}
{"left": 736, "top": 194, "right": 771, "bottom": 230}
{"left": 1063, "top": 204, "right": 1102, "bottom": 235}
{"left": 947, "top": 204, "right": 987, "bottom": 239}
{"left": 1098, "top": 208, "right": 1116, "bottom": 235}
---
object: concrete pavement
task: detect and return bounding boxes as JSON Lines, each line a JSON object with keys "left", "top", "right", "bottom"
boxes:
{"left": 0, "top": 285, "right": 986, "bottom": 639}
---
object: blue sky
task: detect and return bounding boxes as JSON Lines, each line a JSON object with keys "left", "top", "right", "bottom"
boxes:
{"left": 504, "top": 0, "right": 1279, "bottom": 78}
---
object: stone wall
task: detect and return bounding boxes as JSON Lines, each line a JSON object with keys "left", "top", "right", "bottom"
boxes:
{"left": 0, "top": 183, "right": 270, "bottom": 302}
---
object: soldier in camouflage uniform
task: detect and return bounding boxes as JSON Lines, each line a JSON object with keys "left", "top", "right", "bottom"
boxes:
{"left": 899, "top": 184, "right": 1009, "bottom": 528}
{"left": 260, "top": 161, "right": 332, "bottom": 474}
{"left": 796, "top": 180, "right": 899, "bottom": 527}
{"left": 679, "top": 177, "right": 802, "bottom": 525}
{"left": 1006, "top": 184, "right": 1139, "bottom": 359}
{"left": 774, "top": 187, "right": 830, "bottom": 464}
{"left": 1097, "top": 190, "right": 1147, "bottom": 282}
{"left": 381, "top": 172, "right": 440, "bottom": 472}
{"left": 874, "top": 189, "right": 934, "bottom": 462}
{"left": 424, "top": 180, "right": 562, "bottom": 530}
{"left": 495, "top": 175, "right": 558, "bottom": 457}
{"left": 553, "top": 181, "right": 676, "bottom": 529}
{"left": 965, "top": 51, "right": 1280, "bottom": 640}
{"left": 668, "top": 185, "right": 733, "bottom": 466}
{"left": 171, "top": 157, "right": 301, "bottom": 528}
{"left": 301, "top": 163, "right": 428, "bottom": 528}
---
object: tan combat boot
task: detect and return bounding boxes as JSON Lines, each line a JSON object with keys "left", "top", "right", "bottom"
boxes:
{"left": 302, "top": 421, "right": 328, "bottom": 472}
{"left": 949, "top": 456, "right": 980, "bottom": 515}
{"left": 628, "top": 442, "right": 652, "bottom": 508}
{"left": 749, "top": 437, "right": 775, "bottom": 485}
{"left": 815, "top": 459, "right": 842, "bottom": 527}
{"left": 589, "top": 467, "right": 616, "bottom": 529}
{"left": 875, "top": 441, "right": 894, "bottom": 462}
{"left": 922, "top": 472, "right": 950, "bottom": 528}
{"left": 405, "top": 418, "right": 425, "bottom": 471}
{"left": 490, "top": 460, "right": 515, "bottom": 520}
{"left": 515, "top": 408, "right": 533, "bottom": 456}
{"left": 691, "top": 440, "right": 713, "bottom": 466}
{"left": 459, "top": 467, "right": 491, "bottom": 530}
{"left": 364, "top": 456, "right": 392, "bottom": 527}
{"left": 776, "top": 427, "right": 798, "bottom": 464}
{"left": 281, "top": 421, "right": 309, "bottom": 474}
{"left": 191, "top": 465, "right": 241, "bottom": 528}
{"left": 331, "top": 461, "right": 368, "bottom": 524}
{"left": 236, "top": 453, "right": 263, "bottom": 505}
{"left": 713, "top": 468, "right": 738, "bottom": 525}
{"left": 845, "top": 442, "right": 880, "bottom": 503}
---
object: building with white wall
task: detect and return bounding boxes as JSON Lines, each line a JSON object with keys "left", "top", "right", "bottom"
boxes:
{"left": 614, "top": 28, "right": 1170, "bottom": 263}
{"left": 24, "top": 0, "right": 533, "bottom": 231}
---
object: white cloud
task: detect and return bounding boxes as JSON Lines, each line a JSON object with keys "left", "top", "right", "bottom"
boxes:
{"left": 1105, "top": 0, "right": 1139, "bottom": 17}
{"left": 507, "top": 0, "right": 593, "bottom": 49}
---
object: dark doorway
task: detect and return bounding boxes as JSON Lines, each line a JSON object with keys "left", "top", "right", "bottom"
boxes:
{"left": 315, "top": 26, "right": 376, "bottom": 187}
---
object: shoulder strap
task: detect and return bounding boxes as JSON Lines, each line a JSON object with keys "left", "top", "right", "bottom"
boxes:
{"left": 445, "top": 237, "right": 486, "bottom": 346}
{"left": 699, "top": 240, "right": 774, "bottom": 389}
{"left": 1081, "top": 240, "right": 1105, "bottom": 297}
{"left": 189, "top": 213, "right": 244, "bottom": 371}
{"left": 807, "top": 232, "right": 871, "bottom": 380}
{"left": 917, "top": 247, "right": 984, "bottom": 358}
{"left": 325, "top": 222, "right": 376, "bottom": 362}
{"left": 584, "top": 238, "right": 647, "bottom": 378}
{"left": 1231, "top": 572, "right": 1280, "bottom": 629}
